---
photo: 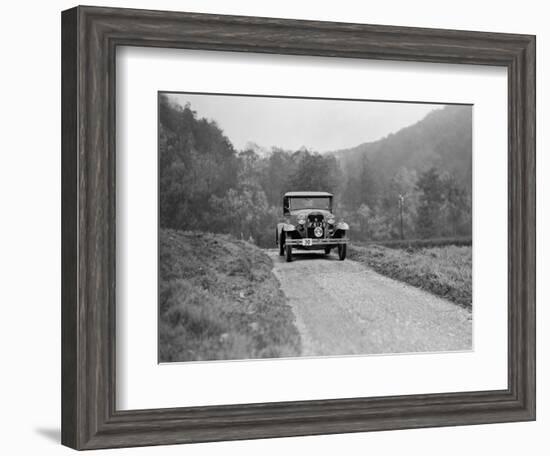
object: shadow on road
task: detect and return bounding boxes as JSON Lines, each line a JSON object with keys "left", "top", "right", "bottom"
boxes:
{"left": 273, "top": 251, "right": 340, "bottom": 262}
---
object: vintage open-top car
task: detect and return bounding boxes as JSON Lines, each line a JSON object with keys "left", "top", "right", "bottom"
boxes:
{"left": 276, "top": 191, "right": 349, "bottom": 262}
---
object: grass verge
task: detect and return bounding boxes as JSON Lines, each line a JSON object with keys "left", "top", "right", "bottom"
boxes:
{"left": 159, "top": 229, "right": 301, "bottom": 362}
{"left": 365, "top": 236, "right": 472, "bottom": 250}
{"left": 349, "top": 243, "right": 472, "bottom": 310}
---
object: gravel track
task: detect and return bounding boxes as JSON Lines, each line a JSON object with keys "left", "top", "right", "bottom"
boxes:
{"left": 266, "top": 250, "right": 472, "bottom": 356}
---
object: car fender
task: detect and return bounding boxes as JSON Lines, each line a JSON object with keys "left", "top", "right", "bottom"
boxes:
{"left": 278, "top": 223, "right": 296, "bottom": 234}
{"left": 335, "top": 222, "right": 349, "bottom": 231}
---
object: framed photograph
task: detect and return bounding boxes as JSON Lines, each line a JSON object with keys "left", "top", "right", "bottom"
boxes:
{"left": 61, "top": 6, "right": 535, "bottom": 450}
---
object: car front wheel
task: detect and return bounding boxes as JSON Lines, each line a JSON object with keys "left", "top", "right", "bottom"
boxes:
{"left": 279, "top": 232, "right": 285, "bottom": 256}
{"left": 338, "top": 244, "right": 347, "bottom": 261}
{"left": 285, "top": 243, "right": 293, "bottom": 262}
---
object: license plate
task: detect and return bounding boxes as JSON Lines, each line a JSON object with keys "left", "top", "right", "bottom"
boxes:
{"left": 302, "top": 238, "right": 313, "bottom": 246}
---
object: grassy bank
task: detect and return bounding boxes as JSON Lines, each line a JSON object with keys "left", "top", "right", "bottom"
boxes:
{"left": 364, "top": 237, "right": 472, "bottom": 250}
{"left": 159, "top": 229, "right": 301, "bottom": 362}
{"left": 349, "top": 243, "right": 472, "bottom": 310}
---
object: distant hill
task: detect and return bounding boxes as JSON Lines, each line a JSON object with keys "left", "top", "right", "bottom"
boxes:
{"left": 329, "top": 105, "right": 472, "bottom": 191}
{"left": 160, "top": 94, "right": 472, "bottom": 243}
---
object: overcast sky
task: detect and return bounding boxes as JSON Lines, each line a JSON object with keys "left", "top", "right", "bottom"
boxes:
{"left": 165, "top": 92, "right": 443, "bottom": 152}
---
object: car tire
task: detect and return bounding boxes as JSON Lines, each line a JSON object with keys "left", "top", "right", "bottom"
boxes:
{"left": 338, "top": 244, "right": 347, "bottom": 261}
{"left": 285, "top": 244, "right": 292, "bottom": 262}
{"left": 279, "top": 232, "right": 285, "bottom": 256}
{"left": 324, "top": 247, "right": 331, "bottom": 255}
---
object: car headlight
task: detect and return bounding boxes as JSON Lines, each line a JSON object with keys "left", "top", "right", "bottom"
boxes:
{"left": 327, "top": 218, "right": 335, "bottom": 225}
{"left": 298, "top": 218, "right": 306, "bottom": 225}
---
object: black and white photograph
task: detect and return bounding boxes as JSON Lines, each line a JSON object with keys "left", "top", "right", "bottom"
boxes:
{"left": 1, "top": 0, "right": 542, "bottom": 453}
{"left": 158, "top": 92, "right": 473, "bottom": 363}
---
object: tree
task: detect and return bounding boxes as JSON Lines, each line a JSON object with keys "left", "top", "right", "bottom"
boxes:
{"left": 342, "top": 156, "right": 378, "bottom": 211}
{"left": 159, "top": 95, "right": 239, "bottom": 231}
{"left": 209, "top": 182, "right": 276, "bottom": 246}
{"left": 442, "top": 175, "right": 471, "bottom": 236}
{"left": 356, "top": 204, "right": 372, "bottom": 237}
{"left": 259, "top": 148, "right": 297, "bottom": 206}
{"left": 416, "top": 167, "right": 445, "bottom": 238}
{"left": 388, "top": 167, "right": 419, "bottom": 239}
{"left": 286, "top": 150, "right": 341, "bottom": 193}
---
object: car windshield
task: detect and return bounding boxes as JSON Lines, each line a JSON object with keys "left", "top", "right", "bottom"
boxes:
{"left": 288, "top": 197, "right": 332, "bottom": 211}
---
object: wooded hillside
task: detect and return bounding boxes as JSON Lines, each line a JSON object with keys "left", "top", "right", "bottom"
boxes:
{"left": 159, "top": 95, "right": 472, "bottom": 246}
{"left": 331, "top": 105, "right": 472, "bottom": 240}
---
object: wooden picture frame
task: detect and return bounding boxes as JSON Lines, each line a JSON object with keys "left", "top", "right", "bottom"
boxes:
{"left": 61, "top": 5, "right": 536, "bottom": 450}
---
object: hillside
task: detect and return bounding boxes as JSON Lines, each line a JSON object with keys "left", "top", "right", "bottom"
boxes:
{"left": 331, "top": 105, "right": 472, "bottom": 190}
{"left": 159, "top": 94, "right": 341, "bottom": 247}
{"left": 159, "top": 229, "right": 301, "bottom": 362}
{"left": 160, "top": 94, "right": 472, "bottom": 243}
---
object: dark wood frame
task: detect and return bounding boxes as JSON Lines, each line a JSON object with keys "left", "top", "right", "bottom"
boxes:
{"left": 61, "top": 5, "right": 536, "bottom": 450}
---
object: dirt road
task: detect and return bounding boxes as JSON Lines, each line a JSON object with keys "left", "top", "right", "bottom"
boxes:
{"left": 267, "top": 250, "right": 472, "bottom": 356}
